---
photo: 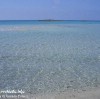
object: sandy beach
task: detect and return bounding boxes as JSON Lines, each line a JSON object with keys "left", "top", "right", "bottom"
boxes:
{"left": 30, "top": 87, "right": 100, "bottom": 99}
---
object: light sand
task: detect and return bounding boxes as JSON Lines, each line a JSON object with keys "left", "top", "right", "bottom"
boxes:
{"left": 30, "top": 87, "right": 100, "bottom": 99}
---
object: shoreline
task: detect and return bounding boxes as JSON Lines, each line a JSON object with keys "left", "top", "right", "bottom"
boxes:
{"left": 30, "top": 87, "right": 100, "bottom": 99}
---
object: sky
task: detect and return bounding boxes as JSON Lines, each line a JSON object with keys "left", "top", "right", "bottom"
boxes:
{"left": 0, "top": 0, "right": 100, "bottom": 20}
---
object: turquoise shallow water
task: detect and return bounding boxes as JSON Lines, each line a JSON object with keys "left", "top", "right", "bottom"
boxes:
{"left": 0, "top": 21, "right": 100, "bottom": 94}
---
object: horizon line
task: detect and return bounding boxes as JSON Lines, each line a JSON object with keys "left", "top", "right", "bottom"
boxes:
{"left": 0, "top": 19, "right": 100, "bottom": 21}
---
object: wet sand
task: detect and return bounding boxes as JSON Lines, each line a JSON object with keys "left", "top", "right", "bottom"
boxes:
{"left": 31, "top": 87, "right": 100, "bottom": 99}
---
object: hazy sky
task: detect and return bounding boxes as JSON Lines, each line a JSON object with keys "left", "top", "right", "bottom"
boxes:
{"left": 0, "top": 0, "right": 100, "bottom": 20}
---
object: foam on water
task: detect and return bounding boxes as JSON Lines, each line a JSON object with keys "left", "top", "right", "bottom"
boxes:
{"left": 0, "top": 21, "right": 100, "bottom": 94}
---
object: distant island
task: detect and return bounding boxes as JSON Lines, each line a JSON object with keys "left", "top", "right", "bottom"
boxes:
{"left": 37, "top": 19, "right": 100, "bottom": 22}
{"left": 38, "top": 19, "right": 65, "bottom": 22}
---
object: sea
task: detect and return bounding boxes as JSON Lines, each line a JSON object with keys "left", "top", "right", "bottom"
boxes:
{"left": 0, "top": 20, "right": 100, "bottom": 94}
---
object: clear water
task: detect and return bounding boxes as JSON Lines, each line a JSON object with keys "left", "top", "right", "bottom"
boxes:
{"left": 0, "top": 21, "right": 100, "bottom": 94}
